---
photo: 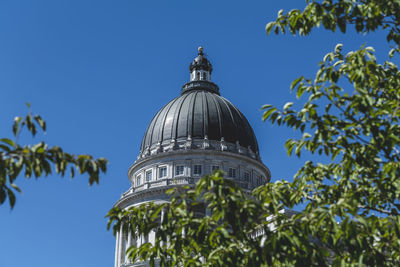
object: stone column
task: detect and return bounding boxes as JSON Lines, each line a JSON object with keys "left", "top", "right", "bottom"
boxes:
{"left": 114, "top": 230, "right": 120, "bottom": 267}
{"left": 125, "top": 230, "right": 132, "bottom": 263}
{"left": 120, "top": 229, "right": 126, "bottom": 265}
{"left": 159, "top": 208, "right": 164, "bottom": 247}
{"left": 117, "top": 224, "right": 124, "bottom": 267}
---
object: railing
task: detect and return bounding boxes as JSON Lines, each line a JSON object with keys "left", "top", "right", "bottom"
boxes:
{"left": 123, "top": 177, "right": 199, "bottom": 195}
{"left": 122, "top": 177, "right": 256, "bottom": 198}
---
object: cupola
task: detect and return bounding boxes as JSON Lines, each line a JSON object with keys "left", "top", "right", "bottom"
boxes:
{"left": 189, "top": 46, "right": 213, "bottom": 82}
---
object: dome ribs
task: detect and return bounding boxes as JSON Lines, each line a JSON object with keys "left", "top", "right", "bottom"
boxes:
{"left": 229, "top": 103, "right": 259, "bottom": 153}
{"left": 193, "top": 91, "right": 204, "bottom": 138}
{"left": 177, "top": 92, "right": 188, "bottom": 139}
{"left": 202, "top": 91, "right": 209, "bottom": 138}
{"left": 217, "top": 96, "right": 236, "bottom": 144}
{"left": 152, "top": 100, "right": 174, "bottom": 146}
{"left": 186, "top": 91, "right": 197, "bottom": 139}
{"left": 207, "top": 92, "right": 223, "bottom": 140}
{"left": 159, "top": 96, "right": 180, "bottom": 144}
{"left": 227, "top": 101, "right": 251, "bottom": 148}
{"left": 140, "top": 90, "right": 260, "bottom": 157}
{"left": 143, "top": 106, "right": 164, "bottom": 149}
{"left": 171, "top": 92, "right": 189, "bottom": 142}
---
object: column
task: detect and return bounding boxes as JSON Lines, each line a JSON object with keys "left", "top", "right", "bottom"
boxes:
{"left": 117, "top": 224, "right": 124, "bottom": 267}
{"left": 125, "top": 230, "right": 132, "bottom": 263}
{"left": 114, "top": 230, "right": 120, "bottom": 267}
{"left": 160, "top": 208, "right": 165, "bottom": 247}
{"left": 119, "top": 229, "right": 126, "bottom": 265}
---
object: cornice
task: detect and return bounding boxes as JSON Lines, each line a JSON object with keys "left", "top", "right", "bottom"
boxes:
{"left": 181, "top": 80, "right": 219, "bottom": 95}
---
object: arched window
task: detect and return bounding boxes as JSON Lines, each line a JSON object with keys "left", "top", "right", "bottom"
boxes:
{"left": 196, "top": 72, "right": 200, "bottom": 80}
{"left": 203, "top": 72, "right": 207, "bottom": 80}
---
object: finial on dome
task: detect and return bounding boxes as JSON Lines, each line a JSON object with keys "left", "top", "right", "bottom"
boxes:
{"left": 198, "top": 46, "right": 204, "bottom": 55}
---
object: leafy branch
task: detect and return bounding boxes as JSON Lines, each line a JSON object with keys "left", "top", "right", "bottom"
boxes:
{"left": 0, "top": 107, "right": 108, "bottom": 208}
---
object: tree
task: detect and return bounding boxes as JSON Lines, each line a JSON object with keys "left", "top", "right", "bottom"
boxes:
{"left": 0, "top": 104, "right": 108, "bottom": 208}
{"left": 107, "top": 1, "right": 400, "bottom": 265}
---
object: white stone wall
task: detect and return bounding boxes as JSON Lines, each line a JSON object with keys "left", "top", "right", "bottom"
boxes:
{"left": 114, "top": 150, "right": 270, "bottom": 267}
{"left": 127, "top": 150, "right": 269, "bottom": 193}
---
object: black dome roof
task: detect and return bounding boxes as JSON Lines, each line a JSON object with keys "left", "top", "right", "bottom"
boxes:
{"left": 140, "top": 90, "right": 259, "bottom": 154}
{"left": 139, "top": 47, "right": 260, "bottom": 159}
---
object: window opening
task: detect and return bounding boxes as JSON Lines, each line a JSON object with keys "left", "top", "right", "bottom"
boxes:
{"left": 212, "top": 165, "right": 220, "bottom": 172}
{"left": 228, "top": 168, "right": 237, "bottom": 178}
{"left": 159, "top": 167, "right": 167, "bottom": 178}
{"left": 146, "top": 170, "right": 152, "bottom": 182}
{"left": 244, "top": 172, "right": 250, "bottom": 181}
{"left": 193, "top": 165, "right": 202, "bottom": 175}
{"left": 136, "top": 174, "right": 142, "bottom": 186}
{"left": 176, "top": 165, "right": 184, "bottom": 176}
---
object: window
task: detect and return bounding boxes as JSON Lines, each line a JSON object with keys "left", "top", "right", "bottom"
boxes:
{"left": 244, "top": 172, "right": 250, "bottom": 181}
{"left": 195, "top": 72, "right": 200, "bottom": 80}
{"left": 136, "top": 174, "right": 142, "bottom": 186}
{"left": 256, "top": 176, "right": 263, "bottom": 186}
{"left": 193, "top": 165, "right": 202, "bottom": 175}
{"left": 175, "top": 165, "right": 184, "bottom": 176}
{"left": 212, "top": 165, "right": 220, "bottom": 172}
{"left": 228, "top": 168, "right": 236, "bottom": 178}
{"left": 159, "top": 167, "right": 167, "bottom": 178}
{"left": 203, "top": 72, "right": 207, "bottom": 80}
{"left": 146, "top": 170, "right": 152, "bottom": 182}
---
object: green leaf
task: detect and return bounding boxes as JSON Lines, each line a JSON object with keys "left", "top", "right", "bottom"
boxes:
{"left": 6, "top": 187, "right": 16, "bottom": 208}
{"left": 265, "top": 22, "right": 274, "bottom": 34}
{"left": 13, "top": 116, "right": 22, "bottom": 136}
{"left": 334, "top": 43, "right": 343, "bottom": 54}
{"left": 262, "top": 107, "right": 277, "bottom": 121}
{"left": 10, "top": 183, "right": 21, "bottom": 193}
{"left": 290, "top": 76, "right": 303, "bottom": 90}
{"left": 0, "top": 138, "right": 15, "bottom": 147}
{"left": 283, "top": 102, "right": 293, "bottom": 110}
{"left": 34, "top": 115, "right": 46, "bottom": 132}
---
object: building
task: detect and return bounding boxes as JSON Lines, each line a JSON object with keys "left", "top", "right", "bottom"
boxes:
{"left": 113, "top": 47, "right": 271, "bottom": 267}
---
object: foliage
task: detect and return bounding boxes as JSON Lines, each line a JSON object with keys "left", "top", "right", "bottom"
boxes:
{"left": 0, "top": 105, "right": 108, "bottom": 208}
{"left": 108, "top": 172, "right": 331, "bottom": 266}
{"left": 108, "top": 0, "right": 400, "bottom": 266}
{"left": 266, "top": 0, "right": 400, "bottom": 52}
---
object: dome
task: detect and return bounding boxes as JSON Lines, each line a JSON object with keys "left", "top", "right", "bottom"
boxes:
{"left": 139, "top": 47, "right": 260, "bottom": 160}
{"left": 114, "top": 47, "right": 270, "bottom": 267}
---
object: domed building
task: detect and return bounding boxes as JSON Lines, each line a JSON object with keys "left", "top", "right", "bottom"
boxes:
{"left": 113, "top": 47, "right": 270, "bottom": 267}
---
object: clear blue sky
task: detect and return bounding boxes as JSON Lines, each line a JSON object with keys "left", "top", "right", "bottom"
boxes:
{"left": 0, "top": 1, "right": 389, "bottom": 266}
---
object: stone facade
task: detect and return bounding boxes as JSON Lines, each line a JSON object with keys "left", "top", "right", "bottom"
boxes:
{"left": 113, "top": 47, "right": 270, "bottom": 267}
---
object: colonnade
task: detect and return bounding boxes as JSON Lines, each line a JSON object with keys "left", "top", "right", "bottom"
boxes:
{"left": 114, "top": 208, "right": 165, "bottom": 267}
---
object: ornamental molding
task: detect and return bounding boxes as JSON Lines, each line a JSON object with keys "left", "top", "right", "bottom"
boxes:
{"left": 115, "top": 183, "right": 194, "bottom": 209}
{"left": 181, "top": 80, "right": 219, "bottom": 95}
{"left": 139, "top": 137, "right": 262, "bottom": 164}
{"left": 129, "top": 149, "right": 270, "bottom": 181}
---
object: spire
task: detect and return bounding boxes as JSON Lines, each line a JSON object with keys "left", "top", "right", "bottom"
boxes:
{"left": 189, "top": 46, "right": 213, "bottom": 81}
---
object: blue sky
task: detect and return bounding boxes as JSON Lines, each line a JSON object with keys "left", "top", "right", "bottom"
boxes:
{"left": 0, "top": 1, "right": 390, "bottom": 266}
